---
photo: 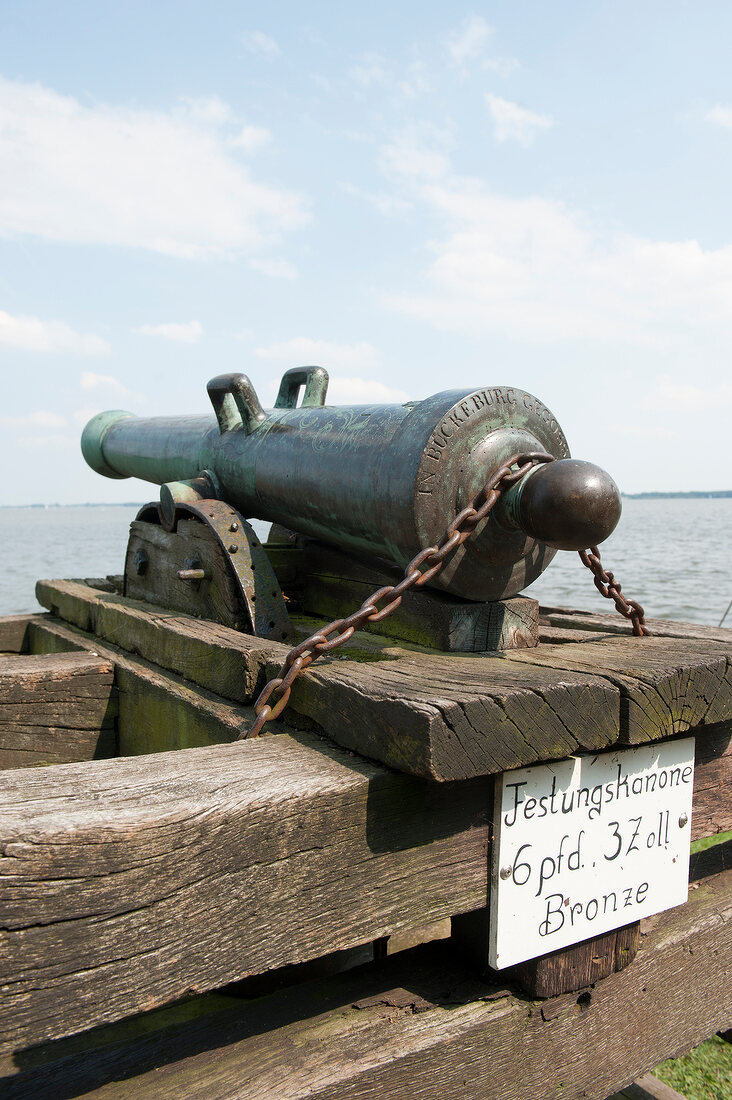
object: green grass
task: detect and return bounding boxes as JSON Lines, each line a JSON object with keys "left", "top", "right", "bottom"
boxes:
{"left": 689, "top": 829, "right": 732, "bottom": 854}
{"left": 654, "top": 1035, "right": 731, "bottom": 1100}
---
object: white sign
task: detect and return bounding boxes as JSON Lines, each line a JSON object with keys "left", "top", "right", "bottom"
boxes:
{"left": 489, "top": 738, "right": 695, "bottom": 969}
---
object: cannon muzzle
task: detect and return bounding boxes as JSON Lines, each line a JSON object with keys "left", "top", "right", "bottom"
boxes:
{"left": 81, "top": 369, "right": 621, "bottom": 601}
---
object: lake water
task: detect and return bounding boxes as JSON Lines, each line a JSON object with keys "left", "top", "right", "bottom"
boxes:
{"left": 0, "top": 498, "right": 730, "bottom": 627}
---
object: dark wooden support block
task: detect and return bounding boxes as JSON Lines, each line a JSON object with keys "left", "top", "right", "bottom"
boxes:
{"left": 0, "top": 651, "right": 117, "bottom": 768}
{"left": 451, "top": 909, "right": 641, "bottom": 998}
{"left": 514, "top": 922, "right": 640, "bottom": 998}
{"left": 1, "top": 865, "right": 728, "bottom": 1100}
{"left": 270, "top": 540, "right": 539, "bottom": 652}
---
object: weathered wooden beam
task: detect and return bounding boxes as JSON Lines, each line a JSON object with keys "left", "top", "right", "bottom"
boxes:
{"left": 33, "top": 581, "right": 732, "bottom": 779}
{"left": 691, "top": 722, "right": 732, "bottom": 840}
{"left": 1, "top": 864, "right": 729, "bottom": 1100}
{"left": 29, "top": 617, "right": 257, "bottom": 754}
{"left": 505, "top": 634, "right": 732, "bottom": 745}
{"left": 0, "top": 615, "right": 32, "bottom": 655}
{"left": 539, "top": 607, "right": 732, "bottom": 644}
{"left": 0, "top": 732, "right": 490, "bottom": 1054}
{"left": 0, "top": 652, "right": 117, "bottom": 768}
{"left": 34, "top": 580, "right": 621, "bottom": 778}
{"left": 273, "top": 540, "right": 540, "bottom": 652}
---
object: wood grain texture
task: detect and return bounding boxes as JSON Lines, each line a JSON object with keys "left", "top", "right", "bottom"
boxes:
{"left": 0, "top": 733, "right": 490, "bottom": 1053}
{"left": 0, "top": 652, "right": 117, "bottom": 768}
{"left": 34, "top": 581, "right": 619, "bottom": 778}
{"left": 29, "top": 618, "right": 259, "bottom": 753}
{"left": 0, "top": 615, "right": 31, "bottom": 655}
{"left": 30, "top": 582, "right": 732, "bottom": 777}
{"left": 505, "top": 635, "right": 732, "bottom": 744}
{"left": 539, "top": 607, "right": 732, "bottom": 644}
{"left": 277, "top": 540, "right": 539, "bottom": 652}
{"left": 692, "top": 723, "right": 732, "bottom": 840}
{"left": 34, "top": 581, "right": 280, "bottom": 701}
{"left": 1, "top": 865, "right": 728, "bottom": 1100}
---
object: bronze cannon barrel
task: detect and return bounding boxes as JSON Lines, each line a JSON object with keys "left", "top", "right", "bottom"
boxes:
{"left": 81, "top": 369, "right": 621, "bottom": 602}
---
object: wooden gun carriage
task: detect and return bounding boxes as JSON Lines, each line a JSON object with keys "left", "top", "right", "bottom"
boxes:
{"left": 1, "top": 373, "right": 730, "bottom": 1098}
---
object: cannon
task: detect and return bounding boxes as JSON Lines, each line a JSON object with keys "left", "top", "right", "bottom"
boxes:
{"left": 81, "top": 368, "right": 622, "bottom": 646}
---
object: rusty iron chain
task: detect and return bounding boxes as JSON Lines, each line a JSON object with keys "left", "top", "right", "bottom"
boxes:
{"left": 577, "top": 547, "right": 652, "bottom": 636}
{"left": 240, "top": 453, "right": 651, "bottom": 739}
{"left": 240, "top": 451, "right": 554, "bottom": 739}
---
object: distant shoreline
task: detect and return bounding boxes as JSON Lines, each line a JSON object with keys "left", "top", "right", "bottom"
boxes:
{"left": 621, "top": 491, "right": 732, "bottom": 500}
{"left": 2, "top": 491, "right": 732, "bottom": 508}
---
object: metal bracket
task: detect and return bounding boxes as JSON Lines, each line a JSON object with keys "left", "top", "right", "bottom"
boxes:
{"left": 135, "top": 499, "right": 293, "bottom": 642}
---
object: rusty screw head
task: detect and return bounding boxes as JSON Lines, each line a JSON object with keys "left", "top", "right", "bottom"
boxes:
{"left": 229, "top": 521, "right": 239, "bottom": 532}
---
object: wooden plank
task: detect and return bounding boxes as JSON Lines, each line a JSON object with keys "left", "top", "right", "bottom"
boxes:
{"left": 539, "top": 606, "right": 732, "bottom": 644}
{"left": 0, "top": 733, "right": 491, "bottom": 1054}
{"left": 32, "top": 581, "right": 732, "bottom": 777}
{"left": 35, "top": 580, "right": 620, "bottom": 779}
{"left": 277, "top": 540, "right": 539, "bottom": 652}
{"left": 29, "top": 618, "right": 260, "bottom": 754}
{"left": 1, "top": 864, "right": 729, "bottom": 1100}
{"left": 616, "top": 1074, "right": 689, "bottom": 1100}
{"left": 0, "top": 615, "right": 32, "bottom": 654}
{"left": 691, "top": 723, "right": 732, "bottom": 840}
{"left": 0, "top": 652, "right": 117, "bottom": 768}
{"left": 34, "top": 582, "right": 280, "bottom": 701}
{"left": 505, "top": 635, "right": 732, "bottom": 745}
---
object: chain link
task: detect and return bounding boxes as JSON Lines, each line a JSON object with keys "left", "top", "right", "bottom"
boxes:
{"left": 578, "top": 546, "right": 652, "bottom": 636}
{"left": 240, "top": 454, "right": 651, "bottom": 739}
{"left": 240, "top": 451, "right": 553, "bottom": 738}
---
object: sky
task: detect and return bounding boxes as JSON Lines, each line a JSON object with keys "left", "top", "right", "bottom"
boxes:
{"left": 1, "top": 1, "right": 731, "bottom": 505}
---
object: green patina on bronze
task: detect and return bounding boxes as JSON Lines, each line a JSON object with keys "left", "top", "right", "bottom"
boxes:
{"left": 81, "top": 367, "right": 621, "bottom": 602}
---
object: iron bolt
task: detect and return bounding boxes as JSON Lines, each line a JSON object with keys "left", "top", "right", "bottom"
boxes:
{"left": 499, "top": 867, "right": 512, "bottom": 880}
{"left": 229, "top": 522, "right": 239, "bottom": 532}
{"left": 132, "top": 549, "right": 148, "bottom": 576}
{"left": 229, "top": 543, "right": 238, "bottom": 554}
{"left": 678, "top": 812, "right": 689, "bottom": 828}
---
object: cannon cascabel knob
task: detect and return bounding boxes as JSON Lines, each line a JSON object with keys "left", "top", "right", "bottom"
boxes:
{"left": 512, "top": 459, "right": 622, "bottom": 551}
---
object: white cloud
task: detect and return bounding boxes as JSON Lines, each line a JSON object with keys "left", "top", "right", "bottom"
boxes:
{"left": 250, "top": 257, "right": 298, "bottom": 280}
{"left": 704, "top": 104, "right": 732, "bottom": 129}
{"left": 487, "top": 94, "right": 553, "bottom": 145}
{"left": 80, "top": 372, "right": 142, "bottom": 403}
{"left": 650, "top": 375, "right": 732, "bottom": 412}
{"left": 483, "top": 57, "right": 520, "bottom": 77}
{"left": 0, "top": 309, "right": 110, "bottom": 354}
{"left": 326, "top": 377, "right": 411, "bottom": 404}
{"left": 242, "top": 30, "right": 280, "bottom": 57}
{"left": 379, "top": 158, "right": 732, "bottom": 347}
{"left": 0, "top": 409, "right": 67, "bottom": 428}
{"left": 135, "top": 321, "right": 203, "bottom": 343}
{"left": 0, "top": 77, "right": 307, "bottom": 259}
{"left": 230, "top": 125, "right": 272, "bottom": 153}
{"left": 181, "top": 95, "right": 233, "bottom": 124}
{"left": 349, "top": 52, "right": 390, "bottom": 89}
{"left": 447, "top": 16, "right": 493, "bottom": 66}
{"left": 340, "top": 181, "right": 413, "bottom": 217}
{"left": 255, "top": 337, "right": 383, "bottom": 374}
{"left": 380, "top": 128, "right": 452, "bottom": 183}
